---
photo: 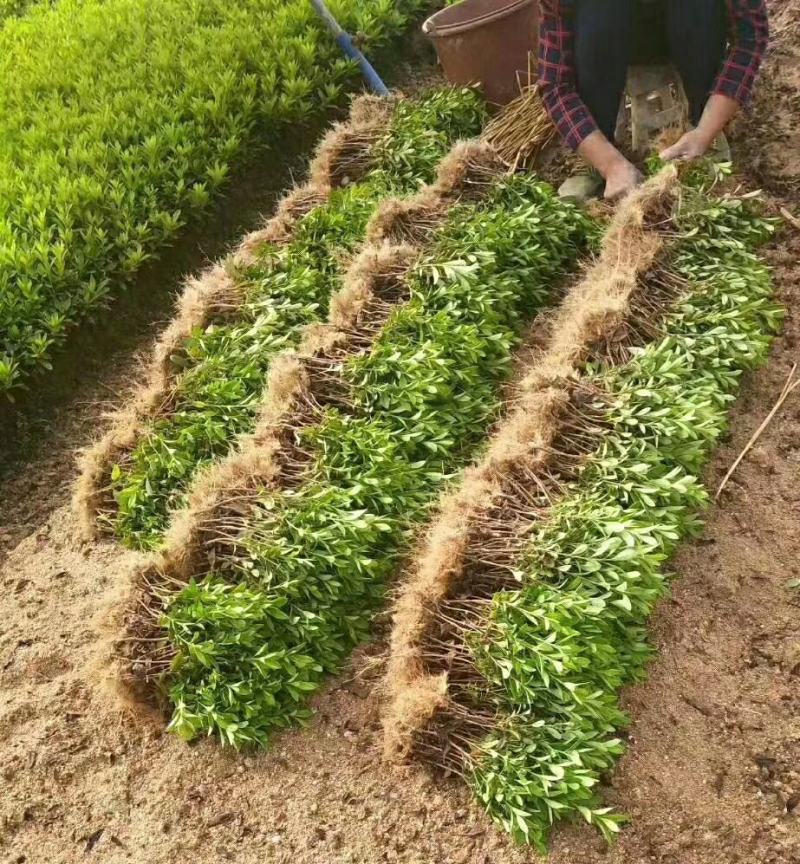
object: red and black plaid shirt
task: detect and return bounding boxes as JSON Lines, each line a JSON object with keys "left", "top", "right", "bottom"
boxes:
{"left": 539, "top": 0, "right": 770, "bottom": 150}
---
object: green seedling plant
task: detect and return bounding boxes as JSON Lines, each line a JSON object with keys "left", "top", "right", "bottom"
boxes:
{"left": 0, "top": 0, "right": 429, "bottom": 396}
{"left": 462, "top": 186, "right": 781, "bottom": 849}
{"left": 0, "top": 0, "right": 42, "bottom": 24}
{"left": 106, "top": 89, "right": 486, "bottom": 549}
{"left": 162, "top": 176, "right": 596, "bottom": 747}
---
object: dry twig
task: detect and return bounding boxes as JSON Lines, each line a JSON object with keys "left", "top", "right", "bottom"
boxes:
{"left": 780, "top": 207, "right": 800, "bottom": 231}
{"left": 716, "top": 363, "right": 800, "bottom": 499}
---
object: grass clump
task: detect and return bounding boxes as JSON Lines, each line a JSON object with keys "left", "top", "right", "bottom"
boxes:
{"left": 106, "top": 89, "right": 486, "bottom": 550}
{"left": 460, "top": 185, "right": 781, "bottom": 849}
{"left": 162, "top": 175, "right": 595, "bottom": 746}
{"left": 0, "top": 0, "right": 429, "bottom": 395}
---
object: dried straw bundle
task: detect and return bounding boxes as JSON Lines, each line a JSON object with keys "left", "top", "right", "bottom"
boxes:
{"left": 481, "top": 53, "right": 556, "bottom": 172}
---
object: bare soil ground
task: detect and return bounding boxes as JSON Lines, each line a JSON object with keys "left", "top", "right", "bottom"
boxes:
{"left": 1, "top": 5, "right": 799, "bottom": 862}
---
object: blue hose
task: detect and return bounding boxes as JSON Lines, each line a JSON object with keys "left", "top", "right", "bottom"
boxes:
{"left": 310, "top": 0, "right": 390, "bottom": 96}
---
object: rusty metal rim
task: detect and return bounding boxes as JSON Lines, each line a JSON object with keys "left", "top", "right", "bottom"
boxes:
{"left": 422, "top": 0, "right": 533, "bottom": 37}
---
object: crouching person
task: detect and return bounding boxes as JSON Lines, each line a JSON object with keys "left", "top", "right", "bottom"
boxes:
{"left": 538, "top": 0, "right": 769, "bottom": 201}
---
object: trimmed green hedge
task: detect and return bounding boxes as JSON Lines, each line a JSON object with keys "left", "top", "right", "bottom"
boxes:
{"left": 0, "top": 0, "right": 426, "bottom": 394}
{"left": 0, "top": 0, "right": 43, "bottom": 24}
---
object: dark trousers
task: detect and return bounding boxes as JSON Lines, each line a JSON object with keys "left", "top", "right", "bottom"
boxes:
{"left": 574, "top": 0, "right": 728, "bottom": 141}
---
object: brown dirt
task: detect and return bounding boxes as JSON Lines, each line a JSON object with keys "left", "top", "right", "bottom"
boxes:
{"left": 2, "top": 4, "right": 800, "bottom": 862}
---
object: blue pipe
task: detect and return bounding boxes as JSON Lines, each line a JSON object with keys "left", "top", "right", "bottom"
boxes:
{"left": 310, "top": 0, "right": 390, "bottom": 96}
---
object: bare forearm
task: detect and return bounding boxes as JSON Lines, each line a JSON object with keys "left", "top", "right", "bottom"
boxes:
{"left": 577, "top": 130, "right": 629, "bottom": 177}
{"left": 694, "top": 94, "right": 740, "bottom": 149}
{"left": 577, "top": 130, "right": 643, "bottom": 200}
{"left": 661, "top": 94, "right": 740, "bottom": 162}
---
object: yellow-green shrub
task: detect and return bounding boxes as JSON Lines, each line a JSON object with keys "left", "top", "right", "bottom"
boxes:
{"left": 0, "top": 0, "right": 424, "bottom": 393}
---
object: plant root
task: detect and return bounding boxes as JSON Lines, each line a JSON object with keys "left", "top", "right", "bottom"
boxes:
{"left": 382, "top": 167, "right": 683, "bottom": 766}
{"left": 73, "top": 93, "right": 400, "bottom": 542}
{"left": 116, "top": 138, "right": 509, "bottom": 703}
{"left": 481, "top": 84, "right": 556, "bottom": 171}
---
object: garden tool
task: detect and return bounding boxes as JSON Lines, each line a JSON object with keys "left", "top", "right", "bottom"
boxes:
{"left": 310, "top": 0, "right": 390, "bottom": 96}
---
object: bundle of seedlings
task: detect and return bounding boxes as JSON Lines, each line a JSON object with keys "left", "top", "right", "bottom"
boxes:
{"left": 121, "top": 144, "right": 596, "bottom": 747}
{"left": 384, "top": 164, "right": 780, "bottom": 850}
{"left": 76, "top": 87, "right": 486, "bottom": 551}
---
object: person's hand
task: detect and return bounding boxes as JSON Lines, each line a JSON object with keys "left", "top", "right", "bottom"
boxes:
{"left": 660, "top": 129, "right": 712, "bottom": 162}
{"left": 603, "top": 159, "right": 643, "bottom": 201}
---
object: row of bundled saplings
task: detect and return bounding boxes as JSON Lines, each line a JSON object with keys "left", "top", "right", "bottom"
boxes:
{"left": 77, "top": 88, "right": 488, "bottom": 549}
{"left": 385, "top": 162, "right": 780, "bottom": 847}
{"left": 78, "top": 84, "right": 781, "bottom": 848}
{"left": 82, "top": 84, "right": 594, "bottom": 742}
{"left": 0, "top": 0, "right": 429, "bottom": 394}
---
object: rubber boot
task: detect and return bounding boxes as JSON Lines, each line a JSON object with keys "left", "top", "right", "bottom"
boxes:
{"left": 710, "top": 131, "right": 732, "bottom": 163}
{"left": 557, "top": 168, "right": 604, "bottom": 204}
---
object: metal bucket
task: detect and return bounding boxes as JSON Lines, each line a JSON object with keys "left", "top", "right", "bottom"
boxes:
{"left": 422, "top": 0, "right": 539, "bottom": 107}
